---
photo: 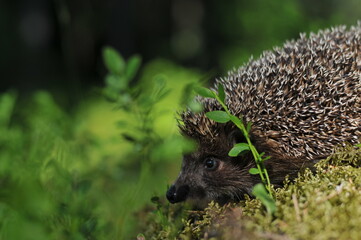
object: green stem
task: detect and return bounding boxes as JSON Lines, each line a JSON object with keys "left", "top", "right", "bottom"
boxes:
{"left": 215, "top": 94, "right": 273, "bottom": 198}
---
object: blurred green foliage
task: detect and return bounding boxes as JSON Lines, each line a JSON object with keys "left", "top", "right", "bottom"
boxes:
{"left": 0, "top": 55, "right": 201, "bottom": 239}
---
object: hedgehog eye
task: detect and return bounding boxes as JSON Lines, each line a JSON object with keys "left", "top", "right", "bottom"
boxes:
{"left": 204, "top": 158, "right": 219, "bottom": 171}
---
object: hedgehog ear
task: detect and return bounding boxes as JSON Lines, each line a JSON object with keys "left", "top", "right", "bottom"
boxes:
{"left": 227, "top": 128, "right": 246, "bottom": 145}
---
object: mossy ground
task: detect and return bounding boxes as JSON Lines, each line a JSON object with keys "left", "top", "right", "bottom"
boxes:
{"left": 141, "top": 145, "right": 361, "bottom": 240}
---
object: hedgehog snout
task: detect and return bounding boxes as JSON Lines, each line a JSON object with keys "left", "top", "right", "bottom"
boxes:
{"left": 166, "top": 184, "right": 190, "bottom": 204}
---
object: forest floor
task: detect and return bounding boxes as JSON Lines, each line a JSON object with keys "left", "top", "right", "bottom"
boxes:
{"left": 141, "top": 145, "right": 361, "bottom": 240}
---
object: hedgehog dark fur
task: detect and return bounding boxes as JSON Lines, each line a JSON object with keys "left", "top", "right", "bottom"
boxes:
{"left": 166, "top": 23, "right": 361, "bottom": 205}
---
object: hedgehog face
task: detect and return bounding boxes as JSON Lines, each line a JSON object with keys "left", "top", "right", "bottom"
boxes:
{"left": 166, "top": 129, "right": 258, "bottom": 205}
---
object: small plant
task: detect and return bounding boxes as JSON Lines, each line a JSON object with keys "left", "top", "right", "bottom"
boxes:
{"left": 102, "top": 46, "right": 142, "bottom": 106}
{"left": 102, "top": 47, "right": 197, "bottom": 237}
{"left": 195, "top": 84, "right": 276, "bottom": 214}
{"left": 102, "top": 47, "right": 194, "bottom": 161}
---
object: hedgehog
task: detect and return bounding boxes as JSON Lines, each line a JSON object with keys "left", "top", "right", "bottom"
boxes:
{"left": 166, "top": 23, "right": 361, "bottom": 205}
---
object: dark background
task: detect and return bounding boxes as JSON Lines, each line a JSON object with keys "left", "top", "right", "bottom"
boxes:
{"left": 1, "top": 0, "right": 360, "bottom": 98}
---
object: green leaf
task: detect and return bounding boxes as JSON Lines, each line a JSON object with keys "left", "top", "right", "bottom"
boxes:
{"left": 356, "top": 144, "right": 361, "bottom": 148}
{"left": 125, "top": 55, "right": 142, "bottom": 80}
{"left": 103, "top": 86, "right": 118, "bottom": 102}
{"left": 249, "top": 168, "right": 260, "bottom": 175}
{"left": 252, "top": 183, "right": 276, "bottom": 214}
{"left": 118, "top": 93, "right": 131, "bottom": 106}
{"left": 262, "top": 156, "right": 271, "bottom": 161}
{"left": 228, "top": 143, "right": 250, "bottom": 157}
{"left": 218, "top": 84, "right": 226, "bottom": 103}
{"left": 229, "top": 115, "right": 242, "bottom": 126}
{"left": 195, "top": 87, "right": 216, "bottom": 98}
{"left": 103, "top": 46, "right": 125, "bottom": 75}
{"left": 205, "top": 111, "right": 230, "bottom": 123}
{"left": 105, "top": 74, "right": 127, "bottom": 90}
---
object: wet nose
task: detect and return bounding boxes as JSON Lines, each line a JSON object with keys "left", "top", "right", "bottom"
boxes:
{"left": 166, "top": 185, "right": 189, "bottom": 204}
{"left": 166, "top": 185, "right": 177, "bottom": 203}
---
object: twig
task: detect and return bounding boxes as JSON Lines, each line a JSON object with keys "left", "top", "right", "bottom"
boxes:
{"left": 292, "top": 194, "right": 301, "bottom": 222}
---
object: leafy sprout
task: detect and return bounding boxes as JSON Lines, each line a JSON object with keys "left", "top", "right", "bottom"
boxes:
{"left": 195, "top": 85, "right": 276, "bottom": 214}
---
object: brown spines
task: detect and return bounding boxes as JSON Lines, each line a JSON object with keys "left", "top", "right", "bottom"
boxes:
{"left": 181, "top": 23, "right": 361, "bottom": 159}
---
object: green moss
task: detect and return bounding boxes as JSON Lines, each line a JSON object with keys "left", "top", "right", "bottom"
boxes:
{"left": 143, "top": 146, "right": 361, "bottom": 239}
